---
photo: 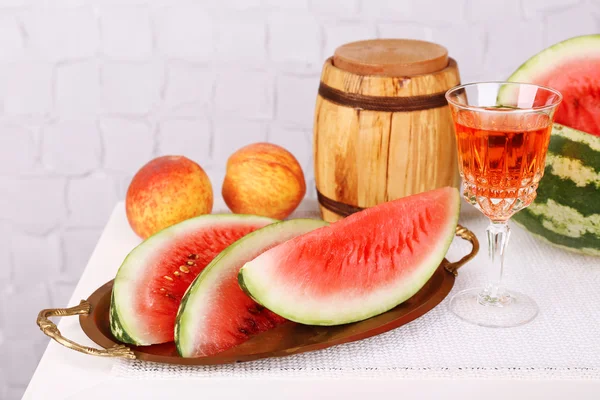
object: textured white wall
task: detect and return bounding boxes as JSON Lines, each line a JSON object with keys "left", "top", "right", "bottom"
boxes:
{"left": 0, "top": 0, "right": 598, "bottom": 397}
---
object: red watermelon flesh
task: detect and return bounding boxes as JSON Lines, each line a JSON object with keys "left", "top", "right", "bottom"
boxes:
{"left": 507, "top": 35, "right": 600, "bottom": 137}
{"left": 239, "top": 187, "right": 460, "bottom": 326}
{"left": 537, "top": 59, "right": 600, "bottom": 136}
{"left": 110, "top": 214, "right": 275, "bottom": 346}
{"left": 176, "top": 219, "right": 327, "bottom": 358}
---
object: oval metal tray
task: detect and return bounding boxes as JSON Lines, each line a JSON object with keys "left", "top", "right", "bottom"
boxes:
{"left": 37, "top": 225, "right": 478, "bottom": 365}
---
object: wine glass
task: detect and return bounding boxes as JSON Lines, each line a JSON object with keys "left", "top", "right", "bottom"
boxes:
{"left": 446, "top": 82, "right": 562, "bottom": 328}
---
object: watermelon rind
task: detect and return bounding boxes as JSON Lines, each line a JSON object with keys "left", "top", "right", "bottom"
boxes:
{"left": 513, "top": 209, "right": 599, "bottom": 257}
{"left": 507, "top": 34, "right": 600, "bottom": 83}
{"left": 238, "top": 189, "right": 461, "bottom": 326}
{"left": 110, "top": 213, "right": 276, "bottom": 346}
{"left": 512, "top": 124, "right": 599, "bottom": 256}
{"left": 175, "top": 218, "right": 328, "bottom": 357}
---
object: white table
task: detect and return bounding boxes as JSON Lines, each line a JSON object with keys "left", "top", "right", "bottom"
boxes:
{"left": 24, "top": 201, "right": 600, "bottom": 399}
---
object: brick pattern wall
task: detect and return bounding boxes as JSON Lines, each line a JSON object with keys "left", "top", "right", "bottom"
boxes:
{"left": 0, "top": 0, "right": 598, "bottom": 397}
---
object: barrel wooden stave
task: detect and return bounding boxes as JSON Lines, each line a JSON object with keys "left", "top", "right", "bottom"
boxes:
{"left": 314, "top": 58, "right": 461, "bottom": 222}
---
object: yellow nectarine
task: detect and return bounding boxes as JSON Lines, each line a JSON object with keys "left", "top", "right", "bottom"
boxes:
{"left": 126, "top": 156, "right": 213, "bottom": 239}
{"left": 222, "top": 143, "right": 306, "bottom": 219}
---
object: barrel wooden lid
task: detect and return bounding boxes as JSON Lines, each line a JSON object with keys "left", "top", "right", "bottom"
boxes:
{"left": 333, "top": 39, "right": 449, "bottom": 77}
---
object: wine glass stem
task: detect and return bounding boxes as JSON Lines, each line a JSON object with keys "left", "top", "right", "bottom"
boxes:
{"left": 479, "top": 221, "right": 511, "bottom": 306}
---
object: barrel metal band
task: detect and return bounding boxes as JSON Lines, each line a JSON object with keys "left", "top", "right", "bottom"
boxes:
{"left": 316, "top": 189, "right": 364, "bottom": 217}
{"left": 318, "top": 82, "right": 449, "bottom": 112}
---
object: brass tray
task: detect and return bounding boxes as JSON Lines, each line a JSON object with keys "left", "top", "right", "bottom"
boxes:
{"left": 37, "top": 225, "right": 478, "bottom": 365}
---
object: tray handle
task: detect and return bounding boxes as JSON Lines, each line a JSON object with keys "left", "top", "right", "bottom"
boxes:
{"left": 443, "top": 224, "right": 480, "bottom": 276}
{"left": 37, "top": 300, "right": 136, "bottom": 359}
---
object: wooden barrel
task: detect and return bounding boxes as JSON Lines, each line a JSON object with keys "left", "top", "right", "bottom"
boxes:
{"left": 313, "top": 39, "right": 461, "bottom": 222}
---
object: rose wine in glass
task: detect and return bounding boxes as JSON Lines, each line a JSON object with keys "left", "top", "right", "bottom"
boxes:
{"left": 446, "top": 82, "right": 562, "bottom": 328}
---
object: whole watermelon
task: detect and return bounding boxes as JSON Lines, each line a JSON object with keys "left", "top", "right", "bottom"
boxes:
{"left": 512, "top": 124, "right": 599, "bottom": 256}
{"left": 507, "top": 34, "right": 600, "bottom": 256}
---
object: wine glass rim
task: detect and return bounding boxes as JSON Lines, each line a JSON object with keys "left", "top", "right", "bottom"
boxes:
{"left": 445, "top": 81, "right": 563, "bottom": 113}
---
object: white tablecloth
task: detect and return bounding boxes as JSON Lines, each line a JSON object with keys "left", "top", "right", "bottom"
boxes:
{"left": 24, "top": 199, "right": 600, "bottom": 400}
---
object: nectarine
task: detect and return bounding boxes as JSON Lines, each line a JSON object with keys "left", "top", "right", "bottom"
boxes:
{"left": 126, "top": 156, "right": 213, "bottom": 238}
{"left": 222, "top": 143, "right": 306, "bottom": 219}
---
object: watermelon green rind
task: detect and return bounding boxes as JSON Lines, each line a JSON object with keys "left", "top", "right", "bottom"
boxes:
{"left": 511, "top": 124, "right": 599, "bottom": 256}
{"left": 513, "top": 196, "right": 599, "bottom": 253}
{"left": 175, "top": 218, "right": 328, "bottom": 357}
{"left": 534, "top": 165, "right": 598, "bottom": 217}
{"left": 109, "top": 290, "right": 135, "bottom": 344}
{"left": 551, "top": 123, "right": 600, "bottom": 152}
{"left": 548, "top": 126, "right": 600, "bottom": 172}
{"left": 239, "top": 189, "right": 461, "bottom": 326}
{"left": 110, "top": 213, "right": 276, "bottom": 345}
{"left": 507, "top": 35, "right": 600, "bottom": 83}
{"left": 513, "top": 209, "right": 599, "bottom": 256}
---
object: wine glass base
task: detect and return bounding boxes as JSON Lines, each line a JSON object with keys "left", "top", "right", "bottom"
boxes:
{"left": 449, "top": 288, "right": 538, "bottom": 328}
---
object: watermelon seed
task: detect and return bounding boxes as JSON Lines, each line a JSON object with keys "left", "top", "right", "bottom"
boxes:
{"left": 159, "top": 288, "right": 166, "bottom": 292}
{"left": 166, "top": 293, "right": 177, "bottom": 300}
{"left": 248, "top": 304, "right": 265, "bottom": 314}
{"left": 238, "top": 328, "right": 249, "bottom": 335}
{"left": 188, "top": 254, "right": 198, "bottom": 260}
{"left": 179, "top": 265, "right": 190, "bottom": 273}
{"left": 186, "top": 261, "right": 195, "bottom": 266}
{"left": 164, "top": 275, "right": 174, "bottom": 281}
{"left": 173, "top": 271, "right": 181, "bottom": 277}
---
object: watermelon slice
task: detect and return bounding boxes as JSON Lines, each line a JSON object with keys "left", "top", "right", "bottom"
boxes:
{"left": 239, "top": 187, "right": 460, "bottom": 326}
{"left": 507, "top": 34, "right": 600, "bottom": 137}
{"left": 175, "top": 219, "right": 327, "bottom": 358}
{"left": 110, "top": 214, "right": 275, "bottom": 345}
